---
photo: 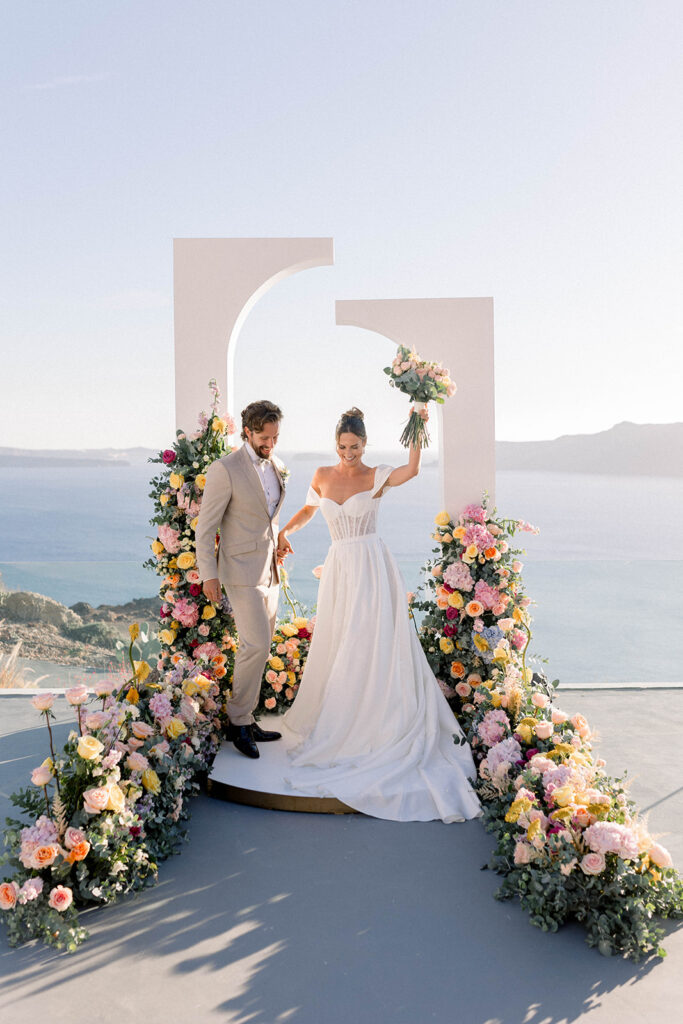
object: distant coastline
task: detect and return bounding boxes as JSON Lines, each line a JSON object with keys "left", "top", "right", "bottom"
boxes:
{"left": 1, "top": 420, "right": 681, "bottom": 476}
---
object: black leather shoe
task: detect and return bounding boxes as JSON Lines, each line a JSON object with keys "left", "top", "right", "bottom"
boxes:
{"left": 251, "top": 722, "right": 282, "bottom": 742}
{"left": 231, "top": 725, "right": 259, "bottom": 759}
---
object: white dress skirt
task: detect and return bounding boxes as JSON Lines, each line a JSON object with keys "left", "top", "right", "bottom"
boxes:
{"left": 280, "top": 465, "right": 482, "bottom": 823}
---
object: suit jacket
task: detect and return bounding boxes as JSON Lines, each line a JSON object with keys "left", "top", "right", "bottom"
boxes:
{"left": 195, "top": 444, "right": 286, "bottom": 587}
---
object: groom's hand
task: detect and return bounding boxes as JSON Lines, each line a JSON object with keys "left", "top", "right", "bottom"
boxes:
{"left": 202, "top": 578, "right": 221, "bottom": 603}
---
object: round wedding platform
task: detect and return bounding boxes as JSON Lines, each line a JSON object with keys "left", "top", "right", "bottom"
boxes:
{"left": 207, "top": 715, "right": 356, "bottom": 814}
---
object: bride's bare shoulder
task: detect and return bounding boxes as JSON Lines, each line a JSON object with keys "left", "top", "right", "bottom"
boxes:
{"left": 310, "top": 465, "right": 334, "bottom": 492}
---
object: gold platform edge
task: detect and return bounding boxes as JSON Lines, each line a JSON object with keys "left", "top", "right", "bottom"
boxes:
{"left": 206, "top": 777, "right": 357, "bottom": 815}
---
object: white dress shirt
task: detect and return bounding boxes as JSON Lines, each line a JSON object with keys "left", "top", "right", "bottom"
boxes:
{"left": 245, "top": 442, "right": 281, "bottom": 518}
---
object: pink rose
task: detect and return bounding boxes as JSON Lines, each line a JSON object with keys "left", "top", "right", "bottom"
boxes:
{"left": 198, "top": 623, "right": 210, "bottom": 636}
{"left": 84, "top": 711, "right": 108, "bottom": 730}
{"left": 31, "top": 765, "right": 53, "bottom": 787}
{"left": 512, "top": 560, "right": 523, "bottom": 573}
{"left": 48, "top": 886, "right": 73, "bottom": 912}
{"left": 551, "top": 708, "right": 567, "bottom": 725}
{"left": 126, "top": 752, "right": 149, "bottom": 772}
{"left": 132, "top": 721, "right": 154, "bottom": 740}
{"left": 64, "top": 827, "right": 87, "bottom": 850}
{"left": 455, "top": 682, "right": 471, "bottom": 698}
{"left": 65, "top": 684, "right": 89, "bottom": 706}
{"left": 312, "top": 565, "right": 324, "bottom": 580}
{"left": 31, "top": 692, "right": 56, "bottom": 711}
{"left": 264, "top": 697, "right": 277, "bottom": 710}
{"left": 265, "top": 670, "right": 277, "bottom": 684}
{"left": 531, "top": 692, "right": 548, "bottom": 709}
{"left": 534, "top": 721, "right": 553, "bottom": 740}
{"left": 580, "top": 852, "right": 606, "bottom": 876}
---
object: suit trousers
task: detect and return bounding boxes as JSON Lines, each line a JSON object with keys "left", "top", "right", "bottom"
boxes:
{"left": 224, "top": 579, "right": 279, "bottom": 725}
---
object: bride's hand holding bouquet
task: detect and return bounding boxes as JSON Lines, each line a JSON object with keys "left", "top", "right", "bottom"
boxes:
{"left": 384, "top": 345, "right": 456, "bottom": 449}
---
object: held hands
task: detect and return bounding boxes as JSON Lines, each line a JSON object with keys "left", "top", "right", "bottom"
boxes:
{"left": 202, "top": 578, "right": 222, "bottom": 603}
{"left": 277, "top": 534, "right": 293, "bottom": 564}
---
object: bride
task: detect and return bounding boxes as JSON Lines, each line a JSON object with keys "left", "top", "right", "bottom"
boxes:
{"left": 276, "top": 407, "right": 481, "bottom": 824}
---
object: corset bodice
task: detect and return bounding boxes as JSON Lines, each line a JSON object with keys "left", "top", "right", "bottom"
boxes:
{"left": 305, "top": 464, "right": 393, "bottom": 544}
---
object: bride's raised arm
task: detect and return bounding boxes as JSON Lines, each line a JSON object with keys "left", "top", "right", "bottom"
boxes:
{"left": 383, "top": 407, "right": 429, "bottom": 491}
{"left": 276, "top": 468, "right": 322, "bottom": 558}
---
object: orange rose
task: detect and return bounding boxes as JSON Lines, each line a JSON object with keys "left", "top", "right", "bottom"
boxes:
{"left": 213, "top": 666, "right": 227, "bottom": 678}
{"left": 0, "top": 882, "right": 18, "bottom": 910}
{"left": 465, "top": 600, "right": 484, "bottom": 617}
{"left": 484, "top": 547, "right": 498, "bottom": 559}
{"left": 65, "top": 839, "right": 91, "bottom": 863}
{"left": 450, "top": 661, "right": 466, "bottom": 679}
{"left": 211, "top": 654, "right": 227, "bottom": 667}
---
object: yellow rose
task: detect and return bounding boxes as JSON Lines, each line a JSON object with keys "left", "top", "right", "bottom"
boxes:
{"left": 466, "top": 544, "right": 478, "bottom": 559}
{"left": 41, "top": 756, "right": 54, "bottom": 772}
{"left": 453, "top": 526, "right": 467, "bottom": 541}
{"left": 473, "top": 634, "right": 489, "bottom": 653}
{"left": 516, "top": 723, "right": 533, "bottom": 744}
{"left": 160, "top": 493, "right": 170, "bottom": 506}
{"left": 202, "top": 604, "right": 216, "bottom": 620}
{"left": 448, "top": 592, "right": 464, "bottom": 609}
{"left": 165, "top": 717, "right": 187, "bottom": 739}
{"left": 105, "top": 783, "right": 126, "bottom": 813}
{"left": 169, "top": 472, "right": 184, "bottom": 489}
{"left": 159, "top": 629, "right": 176, "bottom": 646}
{"left": 177, "top": 552, "right": 196, "bottom": 570}
{"left": 168, "top": 558, "right": 178, "bottom": 569}
{"left": 281, "top": 623, "right": 298, "bottom": 638}
{"left": 552, "top": 785, "right": 575, "bottom": 807}
{"left": 134, "top": 660, "right": 151, "bottom": 682}
{"left": 491, "top": 692, "right": 502, "bottom": 708}
{"left": 171, "top": 620, "right": 180, "bottom": 630}
{"left": 151, "top": 540, "right": 164, "bottom": 555}
{"left": 441, "top": 533, "right": 453, "bottom": 544}
{"left": 195, "top": 474, "right": 207, "bottom": 490}
{"left": 190, "top": 516, "right": 199, "bottom": 531}
{"left": 129, "top": 622, "right": 140, "bottom": 642}
{"left": 183, "top": 678, "right": 200, "bottom": 697}
{"left": 293, "top": 617, "right": 308, "bottom": 629}
{"left": 126, "top": 687, "right": 140, "bottom": 705}
{"left": 434, "top": 511, "right": 451, "bottom": 527}
{"left": 211, "top": 418, "right": 226, "bottom": 432}
{"left": 77, "top": 735, "right": 104, "bottom": 761}
{"left": 141, "top": 768, "right": 161, "bottom": 795}
{"left": 269, "top": 656, "right": 285, "bottom": 671}
{"left": 439, "top": 637, "right": 454, "bottom": 654}
{"left": 287, "top": 671, "right": 296, "bottom": 685}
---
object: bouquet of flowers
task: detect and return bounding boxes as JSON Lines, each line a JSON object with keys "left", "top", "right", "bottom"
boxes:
{"left": 384, "top": 344, "right": 457, "bottom": 449}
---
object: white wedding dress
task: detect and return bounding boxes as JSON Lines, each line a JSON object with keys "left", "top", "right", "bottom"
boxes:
{"left": 280, "top": 465, "right": 482, "bottom": 823}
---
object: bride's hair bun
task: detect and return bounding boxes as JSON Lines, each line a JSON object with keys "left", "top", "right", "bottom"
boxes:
{"left": 336, "top": 406, "right": 367, "bottom": 442}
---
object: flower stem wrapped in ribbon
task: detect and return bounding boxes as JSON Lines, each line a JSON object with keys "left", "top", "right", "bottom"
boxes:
{"left": 384, "top": 345, "right": 457, "bottom": 448}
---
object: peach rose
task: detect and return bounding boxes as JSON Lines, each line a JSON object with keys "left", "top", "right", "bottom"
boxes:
{"left": 48, "top": 885, "right": 73, "bottom": 912}
{"left": 264, "top": 697, "right": 277, "bottom": 710}
{"left": 571, "top": 713, "right": 591, "bottom": 739}
{"left": 83, "top": 786, "right": 111, "bottom": 814}
{"left": 465, "top": 600, "right": 484, "bottom": 618}
{"left": 551, "top": 708, "right": 568, "bottom": 725}
{"left": 105, "top": 783, "right": 126, "bottom": 813}
{"left": 455, "top": 682, "right": 471, "bottom": 698}
{"left": 531, "top": 692, "right": 548, "bottom": 709}
{"left": 65, "top": 684, "right": 89, "bottom": 706}
{"left": 431, "top": 565, "right": 443, "bottom": 578}
{"left": 649, "top": 843, "right": 673, "bottom": 869}
{"left": 31, "top": 692, "right": 56, "bottom": 711}
{"left": 65, "top": 839, "right": 91, "bottom": 863}
{"left": 131, "top": 721, "right": 155, "bottom": 740}
{"left": 0, "top": 882, "right": 18, "bottom": 910}
{"left": 30, "top": 844, "right": 60, "bottom": 870}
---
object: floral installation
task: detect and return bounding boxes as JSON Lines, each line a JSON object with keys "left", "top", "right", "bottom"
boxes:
{"left": 144, "top": 378, "right": 239, "bottom": 696}
{"left": 0, "top": 625, "right": 224, "bottom": 951}
{"left": 412, "top": 500, "right": 683, "bottom": 960}
{"left": 258, "top": 570, "right": 315, "bottom": 715}
{"left": 383, "top": 344, "right": 457, "bottom": 448}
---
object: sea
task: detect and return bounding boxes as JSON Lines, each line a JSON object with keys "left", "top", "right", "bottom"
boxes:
{"left": 1, "top": 457, "right": 682, "bottom": 685}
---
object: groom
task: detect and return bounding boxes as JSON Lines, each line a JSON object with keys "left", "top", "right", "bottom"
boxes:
{"left": 196, "top": 400, "right": 293, "bottom": 759}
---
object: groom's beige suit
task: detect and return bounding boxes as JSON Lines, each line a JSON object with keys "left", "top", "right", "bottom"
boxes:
{"left": 195, "top": 443, "right": 286, "bottom": 726}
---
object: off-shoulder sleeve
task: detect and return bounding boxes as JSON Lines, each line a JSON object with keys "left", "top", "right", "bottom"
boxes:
{"left": 305, "top": 484, "right": 321, "bottom": 507}
{"left": 371, "top": 464, "right": 394, "bottom": 499}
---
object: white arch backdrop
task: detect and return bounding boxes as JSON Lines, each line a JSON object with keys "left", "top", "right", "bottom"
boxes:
{"left": 173, "top": 238, "right": 495, "bottom": 517}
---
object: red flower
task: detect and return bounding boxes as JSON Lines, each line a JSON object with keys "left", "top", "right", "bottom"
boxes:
{"left": 190, "top": 639, "right": 199, "bottom": 648}
{"left": 445, "top": 606, "right": 459, "bottom": 621}
{"left": 162, "top": 449, "right": 177, "bottom": 464}
{"left": 443, "top": 623, "right": 455, "bottom": 637}
{"left": 189, "top": 583, "right": 202, "bottom": 596}
{"left": 297, "top": 628, "right": 310, "bottom": 639}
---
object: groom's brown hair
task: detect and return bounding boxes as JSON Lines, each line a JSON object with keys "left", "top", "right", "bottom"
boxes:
{"left": 240, "top": 400, "right": 282, "bottom": 440}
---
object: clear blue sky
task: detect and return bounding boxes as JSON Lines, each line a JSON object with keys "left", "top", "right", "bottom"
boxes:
{"left": 2, "top": 1, "right": 681, "bottom": 452}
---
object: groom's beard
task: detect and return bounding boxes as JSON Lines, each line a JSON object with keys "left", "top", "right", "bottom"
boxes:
{"left": 250, "top": 442, "right": 272, "bottom": 460}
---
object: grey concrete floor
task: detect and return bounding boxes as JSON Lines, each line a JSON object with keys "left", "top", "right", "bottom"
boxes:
{"left": 0, "top": 691, "right": 681, "bottom": 1024}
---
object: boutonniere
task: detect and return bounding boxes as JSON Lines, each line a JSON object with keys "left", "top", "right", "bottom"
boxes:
{"left": 274, "top": 457, "right": 289, "bottom": 485}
